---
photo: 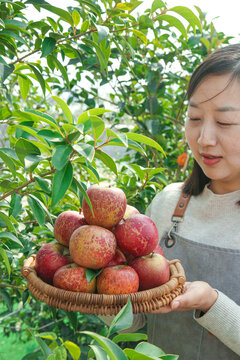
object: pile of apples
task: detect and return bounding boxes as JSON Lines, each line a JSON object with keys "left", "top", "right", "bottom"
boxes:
{"left": 35, "top": 185, "right": 170, "bottom": 295}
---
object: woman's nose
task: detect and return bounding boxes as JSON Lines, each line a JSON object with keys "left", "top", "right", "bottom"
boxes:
{"left": 197, "top": 123, "right": 217, "bottom": 147}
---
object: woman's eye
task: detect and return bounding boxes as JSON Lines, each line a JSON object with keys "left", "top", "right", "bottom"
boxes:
{"left": 188, "top": 117, "right": 200, "bottom": 121}
{"left": 217, "top": 122, "right": 231, "bottom": 126}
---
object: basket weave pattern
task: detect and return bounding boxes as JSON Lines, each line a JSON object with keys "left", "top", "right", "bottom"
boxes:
{"left": 21, "top": 255, "right": 186, "bottom": 315}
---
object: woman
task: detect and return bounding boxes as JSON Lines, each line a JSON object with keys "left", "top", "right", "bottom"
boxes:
{"left": 145, "top": 43, "right": 240, "bottom": 359}
{"left": 101, "top": 44, "right": 240, "bottom": 359}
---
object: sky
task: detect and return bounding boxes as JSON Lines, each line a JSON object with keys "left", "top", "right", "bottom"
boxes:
{"left": 37, "top": 0, "right": 240, "bottom": 40}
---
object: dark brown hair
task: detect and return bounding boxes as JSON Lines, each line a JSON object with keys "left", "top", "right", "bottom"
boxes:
{"left": 183, "top": 43, "right": 240, "bottom": 195}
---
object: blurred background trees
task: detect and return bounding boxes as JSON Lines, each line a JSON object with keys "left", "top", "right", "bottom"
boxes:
{"left": 0, "top": 0, "right": 233, "bottom": 358}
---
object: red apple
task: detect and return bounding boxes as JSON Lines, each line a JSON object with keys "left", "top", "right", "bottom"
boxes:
{"left": 97, "top": 265, "right": 139, "bottom": 294}
{"left": 35, "top": 242, "right": 73, "bottom": 284}
{"left": 69, "top": 225, "right": 117, "bottom": 269}
{"left": 123, "top": 204, "right": 140, "bottom": 219}
{"left": 153, "top": 244, "right": 165, "bottom": 257}
{"left": 54, "top": 210, "right": 87, "bottom": 246}
{"left": 114, "top": 214, "right": 159, "bottom": 257}
{"left": 130, "top": 253, "right": 170, "bottom": 290}
{"left": 105, "top": 248, "right": 126, "bottom": 267}
{"left": 53, "top": 263, "right": 96, "bottom": 293}
{"left": 82, "top": 185, "right": 127, "bottom": 229}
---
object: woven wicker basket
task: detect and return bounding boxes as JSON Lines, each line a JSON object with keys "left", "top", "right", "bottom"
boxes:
{"left": 21, "top": 255, "right": 186, "bottom": 315}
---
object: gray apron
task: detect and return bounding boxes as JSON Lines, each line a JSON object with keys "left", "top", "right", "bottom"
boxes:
{"left": 146, "top": 230, "right": 240, "bottom": 359}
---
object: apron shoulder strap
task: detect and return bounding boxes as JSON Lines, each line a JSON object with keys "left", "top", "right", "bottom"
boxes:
{"left": 172, "top": 192, "right": 191, "bottom": 220}
{"left": 165, "top": 191, "right": 191, "bottom": 248}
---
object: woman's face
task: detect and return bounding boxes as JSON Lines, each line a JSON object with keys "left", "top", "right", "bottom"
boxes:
{"left": 185, "top": 73, "right": 240, "bottom": 194}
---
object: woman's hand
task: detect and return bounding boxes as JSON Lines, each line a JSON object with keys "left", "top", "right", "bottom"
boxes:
{"left": 150, "top": 281, "right": 218, "bottom": 314}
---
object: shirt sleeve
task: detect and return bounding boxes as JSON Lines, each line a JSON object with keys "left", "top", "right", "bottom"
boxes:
{"left": 193, "top": 291, "right": 240, "bottom": 355}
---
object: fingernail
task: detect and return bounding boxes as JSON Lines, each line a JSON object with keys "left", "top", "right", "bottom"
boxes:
{"left": 172, "top": 301, "right": 180, "bottom": 309}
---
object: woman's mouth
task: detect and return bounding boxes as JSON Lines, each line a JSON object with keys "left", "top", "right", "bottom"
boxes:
{"left": 200, "top": 153, "right": 222, "bottom": 166}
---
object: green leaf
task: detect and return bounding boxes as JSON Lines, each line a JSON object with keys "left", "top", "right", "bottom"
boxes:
{"left": 81, "top": 19, "right": 90, "bottom": 33}
{"left": 106, "top": 138, "right": 146, "bottom": 156}
{"left": 18, "top": 74, "right": 31, "bottom": 101}
{"left": 0, "top": 62, "right": 14, "bottom": 82}
{"left": 26, "top": 1, "right": 74, "bottom": 26}
{"left": 83, "top": 39, "right": 108, "bottom": 73}
{"left": 169, "top": 6, "right": 202, "bottom": 33}
{"left": 77, "top": 108, "right": 111, "bottom": 123}
{"left": 0, "top": 232, "right": 22, "bottom": 246}
{"left": 132, "top": 29, "right": 147, "bottom": 46}
{"left": 89, "top": 345, "right": 108, "bottom": 360}
{"left": 80, "top": 331, "right": 128, "bottom": 360}
{"left": 85, "top": 268, "right": 102, "bottom": 283}
{"left": 72, "top": 9, "right": 81, "bottom": 26}
{"left": 72, "top": 178, "right": 93, "bottom": 213}
{"left": 36, "top": 332, "right": 57, "bottom": 341}
{"left": 27, "top": 196, "right": 46, "bottom": 226}
{"left": 13, "top": 109, "right": 59, "bottom": 130}
{"left": 96, "top": 25, "right": 109, "bottom": 43}
{"left": 106, "top": 129, "right": 128, "bottom": 147}
{"left": 0, "top": 288, "right": 12, "bottom": 311}
{"left": 51, "top": 55, "right": 70, "bottom": 88}
{"left": 37, "top": 129, "right": 65, "bottom": 142}
{"left": 41, "top": 37, "right": 56, "bottom": 57}
{"left": 108, "top": 298, "right": 133, "bottom": 337}
{"left": 35, "top": 176, "right": 51, "bottom": 194}
{"left": 0, "top": 211, "right": 16, "bottom": 233}
{"left": 51, "top": 161, "right": 73, "bottom": 206}
{"left": 52, "top": 144, "right": 73, "bottom": 170}
{"left": 52, "top": 95, "right": 73, "bottom": 123}
{"left": 0, "top": 247, "right": 11, "bottom": 277}
{"left": 28, "top": 64, "right": 46, "bottom": 95}
{"left": 135, "top": 342, "right": 165, "bottom": 357}
{"left": 116, "top": 3, "right": 134, "bottom": 10}
{"left": 157, "top": 14, "right": 187, "bottom": 40}
{"left": 9, "top": 193, "right": 22, "bottom": 218}
{"left": 33, "top": 336, "right": 52, "bottom": 359}
{"left": 95, "top": 149, "right": 117, "bottom": 175}
{"left": 81, "top": 163, "right": 99, "bottom": 183}
{"left": 25, "top": 154, "right": 44, "bottom": 169}
{"left": 73, "top": 143, "right": 95, "bottom": 162}
{"left": 64, "top": 341, "right": 81, "bottom": 360}
{"left": 151, "top": 0, "right": 166, "bottom": 12}
{"left": 112, "top": 333, "right": 148, "bottom": 344}
{"left": 126, "top": 133, "right": 165, "bottom": 155}
{"left": 129, "top": 164, "right": 145, "bottom": 181}
{"left": 160, "top": 355, "right": 179, "bottom": 360}
{"left": 123, "top": 348, "right": 159, "bottom": 360}
{"left": 15, "top": 138, "right": 41, "bottom": 165}
{"left": 77, "top": 0, "right": 101, "bottom": 17}
{"left": 0, "top": 149, "right": 16, "bottom": 178}
{"left": 90, "top": 115, "right": 105, "bottom": 140}
{"left": 4, "top": 19, "right": 27, "bottom": 30}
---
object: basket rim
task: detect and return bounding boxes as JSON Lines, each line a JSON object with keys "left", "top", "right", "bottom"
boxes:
{"left": 21, "top": 254, "right": 186, "bottom": 314}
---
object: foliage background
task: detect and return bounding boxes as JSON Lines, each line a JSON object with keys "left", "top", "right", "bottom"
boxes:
{"left": 0, "top": 0, "right": 233, "bottom": 358}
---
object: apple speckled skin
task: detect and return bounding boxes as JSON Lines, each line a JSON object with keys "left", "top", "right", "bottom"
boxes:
{"left": 114, "top": 214, "right": 159, "bottom": 257}
{"left": 54, "top": 210, "right": 87, "bottom": 246}
{"left": 69, "top": 225, "right": 117, "bottom": 269}
{"left": 130, "top": 253, "right": 170, "bottom": 290}
{"left": 53, "top": 263, "right": 96, "bottom": 293}
{"left": 97, "top": 265, "right": 139, "bottom": 294}
{"left": 35, "top": 242, "right": 73, "bottom": 284}
{"left": 82, "top": 185, "right": 127, "bottom": 229}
